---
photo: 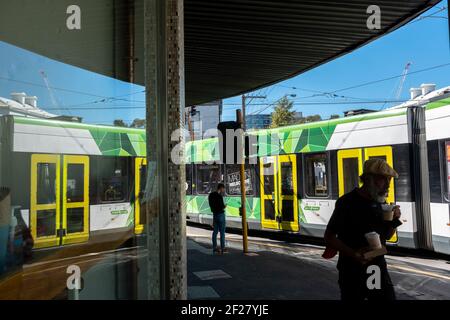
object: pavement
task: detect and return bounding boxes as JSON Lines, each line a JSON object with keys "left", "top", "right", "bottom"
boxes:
{"left": 186, "top": 225, "right": 450, "bottom": 300}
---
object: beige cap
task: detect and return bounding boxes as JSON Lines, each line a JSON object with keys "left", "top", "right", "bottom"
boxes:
{"left": 362, "top": 158, "right": 398, "bottom": 178}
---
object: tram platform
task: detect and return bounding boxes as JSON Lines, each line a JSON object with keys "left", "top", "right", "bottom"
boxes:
{"left": 186, "top": 226, "right": 450, "bottom": 300}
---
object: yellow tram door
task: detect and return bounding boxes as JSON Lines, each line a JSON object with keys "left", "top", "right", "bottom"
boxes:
{"left": 62, "top": 155, "right": 89, "bottom": 245}
{"left": 277, "top": 155, "right": 299, "bottom": 232}
{"left": 260, "top": 155, "right": 299, "bottom": 231}
{"left": 260, "top": 157, "right": 278, "bottom": 230}
{"left": 134, "top": 157, "right": 147, "bottom": 234}
{"left": 364, "top": 146, "right": 398, "bottom": 243}
{"left": 337, "top": 148, "right": 364, "bottom": 197}
{"left": 30, "top": 154, "right": 61, "bottom": 248}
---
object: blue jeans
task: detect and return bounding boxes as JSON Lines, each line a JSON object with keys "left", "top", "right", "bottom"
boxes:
{"left": 212, "top": 212, "right": 226, "bottom": 250}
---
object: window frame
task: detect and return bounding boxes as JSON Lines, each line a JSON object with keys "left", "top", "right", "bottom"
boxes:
{"left": 302, "top": 152, "right": 330, "bottom": 199}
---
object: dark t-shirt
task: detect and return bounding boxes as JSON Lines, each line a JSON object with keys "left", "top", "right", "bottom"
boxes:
{"left": 208, "top": 191, "right": 226, "bottom": 215}
{"left": 327, "top": 188, "right": 402, "bottom": 271}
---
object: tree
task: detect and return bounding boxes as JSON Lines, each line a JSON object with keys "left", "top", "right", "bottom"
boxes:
{"left": 270, "top": 96, "right": 295, "bottom": 128}
{"left": 330, "top": 114, "right": 340, "bottom": 119}
{"left": 292, "top": 114, "right": 322, "bottom": 125}
{"left": 130, "top": 118, "right": 146, "bottom": 128}
{"left": 305, "top": 114, "right": 322, "bottom": 123}
{"left": 113, "top": 119, "right": 127, "bottom": 127}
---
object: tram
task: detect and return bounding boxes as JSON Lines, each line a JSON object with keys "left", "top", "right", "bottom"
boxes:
{"left": 0, "top": 85, "right": 449, "bottom": 298}
{"left": 186, "top": 85, "right": 450, "bottom": 256}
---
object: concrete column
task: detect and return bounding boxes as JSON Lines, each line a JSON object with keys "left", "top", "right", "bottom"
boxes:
{"left": 144, "top": 0, "right": 186, "bottom": 299}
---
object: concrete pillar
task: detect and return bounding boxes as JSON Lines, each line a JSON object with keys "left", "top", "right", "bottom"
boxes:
{"left": 144, "top": 0, "right": 186, "bottom": 299}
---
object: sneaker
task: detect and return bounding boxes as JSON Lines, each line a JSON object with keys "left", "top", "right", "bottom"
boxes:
{"left": 221, "top": 248, "right": 228, "bottom": 253}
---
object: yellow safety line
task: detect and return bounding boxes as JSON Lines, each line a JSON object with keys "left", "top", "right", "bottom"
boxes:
{"left": 188, "top": 234, "right": 306, "bottom": 251}
{"left": 388, "top": 264, "right": 450, "bottom": 281}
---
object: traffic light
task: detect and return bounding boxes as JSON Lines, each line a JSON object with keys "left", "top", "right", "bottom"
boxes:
{"left": 217, "top": 121, "right": 242, "bottom": 164}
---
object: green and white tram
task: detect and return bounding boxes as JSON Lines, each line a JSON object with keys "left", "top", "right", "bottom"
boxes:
{"left": 185, "top": 86, "right": 450, "bottom": 256}
{"left": 0, "top": 86, "right": 449, "bottom": 299}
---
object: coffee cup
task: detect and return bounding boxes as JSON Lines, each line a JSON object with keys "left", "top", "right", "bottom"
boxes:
{"left": 381, "top": 203, "right": 394, "bottom": 221}
{"left": 365, "top": 231, "right": 382, "bottom": 249}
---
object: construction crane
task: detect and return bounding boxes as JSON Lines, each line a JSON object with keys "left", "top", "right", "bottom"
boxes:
{"left": 40, "top": 70, "right": 71, "bottom": 115}
{"left": 394, "top": 62, "right": 411, "bottom": 100}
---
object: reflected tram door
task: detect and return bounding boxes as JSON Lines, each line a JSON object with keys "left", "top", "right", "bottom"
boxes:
{"left": 31, "top": 154, "right": 89, "bottom": 249}
{"left": 337, "top": 146, "right": 398, "bottom": 243}
{"left": 260, "top": 155, "right": 299, "bottom": 232}
{"left": 134, "top": 157, "right": 147, "bottom": 234}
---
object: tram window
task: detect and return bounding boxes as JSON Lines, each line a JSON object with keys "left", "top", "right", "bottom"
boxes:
{"left": 280, "top": 162, "right": 294, "bottom": 195}
{"left": 67, "top": 164, "right": 84, "bottom": 202}
{"left": 36, "top": 209, "right": 56, "bottom": 237}
{"left": 186, "top": 165, "right": 193, "bottom": 195}
{"left": 196, "top": 164, "right": 222, "bottom": 194}
{"left": 343, "top": 158, "right": 359, "bottom": 194}
{"left": 67, "top": 208, "right": 84, "bottom": 234}
{"left": 305, "top": 154, "right": 328, "bottom": 197}
{"left": 36, "top": 163, "right": 56, "bottom": 205}
{"left": 225, "top": 164, "right": 254, "bottom": 195}
{"left": 263, "top": 161, "right": 275, "bottom": 194}
{"left": 446, "top": 141, "right": 450, "bottom": 197}
{"left": 97, "top": 157, "right": 130, "bottom": 202}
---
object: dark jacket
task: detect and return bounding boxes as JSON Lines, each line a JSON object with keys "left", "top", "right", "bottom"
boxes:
{"left": 208, "top": 191, "right": 226, "bottom": 215}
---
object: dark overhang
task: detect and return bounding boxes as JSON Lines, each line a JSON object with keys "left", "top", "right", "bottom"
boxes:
{"left": 0, "top": 0, "right": 441, "bottom": 106}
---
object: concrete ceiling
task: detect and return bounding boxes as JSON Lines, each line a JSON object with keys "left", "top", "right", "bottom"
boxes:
{"left": 0, "top": 0, "right": 440, "bottom": 106}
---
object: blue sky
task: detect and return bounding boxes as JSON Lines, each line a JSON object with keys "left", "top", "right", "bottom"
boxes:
{"left": 222, "top": 1, "right": 450, "bottom": 121}
{"left": 0, "top": 1, "right": 448, "bottom": 125}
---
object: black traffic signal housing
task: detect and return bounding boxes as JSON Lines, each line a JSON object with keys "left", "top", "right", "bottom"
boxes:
{"left": 217, "top": 121, "right": 241, "bottom": 164}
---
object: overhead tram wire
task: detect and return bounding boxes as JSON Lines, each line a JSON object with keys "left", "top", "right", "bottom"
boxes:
{"left": 298, "top": 62, "right": 450, "bottom": 99}
{"left": 0, "top": 75, "right": 145, "bottom": 103}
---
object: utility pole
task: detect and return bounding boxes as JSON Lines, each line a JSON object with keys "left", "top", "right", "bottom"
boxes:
{"left": 236, "top": 109, "right": 248, "bottom": 253}
{"left": 237, "top": 94, "right": 265, "bottom": 253}
{"left": 241, "top": 94, "right": 266, "bottom": 130}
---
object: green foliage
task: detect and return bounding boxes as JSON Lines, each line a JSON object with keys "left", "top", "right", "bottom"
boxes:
{"left": 113, "top": 118, "right": 146, "bottom": 128}
{"left": 330, "top": 114, "right": 340, "bottom": 119}
{"left": 113, "top": 119, "right": 127, "bottom": 127}
{"left": 292, "top": 114, "right": 322, "bottom": 125}
{"left": 130, "top": 118, "right": 146, "bottom": 128}
{"left": 270, "top": 96, "right": 295, "bottom": 128}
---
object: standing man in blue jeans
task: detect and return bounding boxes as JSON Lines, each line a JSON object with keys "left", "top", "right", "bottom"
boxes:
{"left": 208, "top": 183, "right": 227, "bottom": 254}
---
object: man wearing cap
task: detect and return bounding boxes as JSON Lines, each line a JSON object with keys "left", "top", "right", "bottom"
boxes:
{"left": 324, "top": 158, "right": 402, "bottom": 300}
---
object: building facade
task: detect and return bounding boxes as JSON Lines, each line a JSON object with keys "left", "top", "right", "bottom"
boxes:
{"left": 185, "top": 100, "right": 222, "bottom": 140}
{"left": 246, "top": 114, "right": 272, "bottom": 130}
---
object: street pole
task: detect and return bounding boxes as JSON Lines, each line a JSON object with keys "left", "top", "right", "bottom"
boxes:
{"left": 236, "top": 109, "right": 248, "bottom": 253}
{"left": 241, "top": 95, "right": 247, "bottom": 130}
